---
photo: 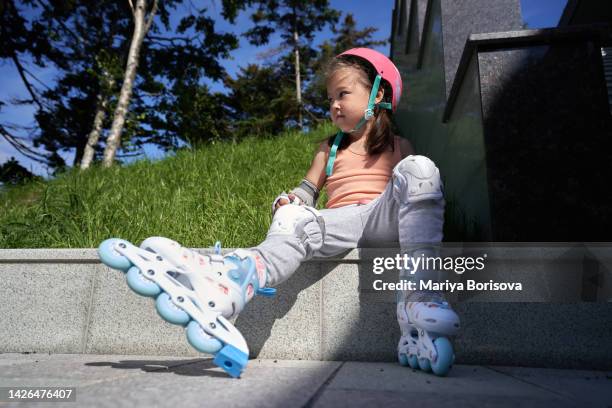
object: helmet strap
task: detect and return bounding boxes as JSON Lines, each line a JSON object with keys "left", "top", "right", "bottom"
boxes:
{"left": 326, "top": 130, "right": 344, "bottom": 176}
{"left": 346, "top": 74, "right": 392, "bottom": 134}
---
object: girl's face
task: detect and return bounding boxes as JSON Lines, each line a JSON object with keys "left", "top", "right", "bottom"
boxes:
{"left": 326, "top": 67, "right": 383, "bottom": 134}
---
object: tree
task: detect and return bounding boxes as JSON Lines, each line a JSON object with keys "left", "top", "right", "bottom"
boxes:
{"left": 2, "top": 1, "right": 247, "bottom": 171}
{"left": 149, "top": 81, "right": 231, "bottom": 147}
{"left": 224, "top": 64, "right": 291, "bottom": 139}
{"left": 243, "top": 0, "right": 339, "bottom": 130}
{"left": 80, "top": 70, "right": 115, "bottom": 169}
{"left": 100, "top": 0, "right": 247, "bottom": 165}
{"left": 28, "top": 0, "right": 132, "bottom": 169}
{"left": 0, "top": 0, "right": 68, "bottom": 167}
{"left": 0, "top": 1, "right": 131, "bottom": 169}
{"left": 0, "top": 157, "right": 39, "bottom": 185}
{"left": 102, "top": 0, "right": 158, "bottom": 167}
{"left": 2, "top": 2, "right": 382, "bottom": 172}
{"left": 304, "top": 13, "right": 387, "bottom": 119}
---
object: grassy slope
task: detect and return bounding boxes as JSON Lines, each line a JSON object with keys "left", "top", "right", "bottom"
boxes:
{"left": 0, "top": 123, "right": 335, "bottom": 249}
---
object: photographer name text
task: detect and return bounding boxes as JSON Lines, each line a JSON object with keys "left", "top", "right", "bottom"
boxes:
{"left": 373, "top": 279, "right": 522, "bottom": 292}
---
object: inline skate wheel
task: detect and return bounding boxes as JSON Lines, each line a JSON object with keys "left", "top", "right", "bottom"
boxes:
{"left": 431, "top": 337, "right": 454, "bottom": 376}
{"left": 155, "top": 292, "right": 189, "bottom": 326}
{"left": 408, "top": 354, "right": 419, "bottom": 369}
{"left": 126, "top": 266, "right": 161, "bottom": 297}
{"left": 186, "top": 321, "right": 223, "bottom": 355}
{"left": 418, "top": 357, "right": 432, "bottom": 372}
{"left": 98, "top": 239, "right": 132, "bottom": 272}
{"left": 398, "top": 353, "right": 409, "bottom": 367}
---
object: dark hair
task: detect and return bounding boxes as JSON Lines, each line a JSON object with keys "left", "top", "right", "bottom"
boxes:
{"left": 324, "top": 54, "right": 399, "bottom": 155}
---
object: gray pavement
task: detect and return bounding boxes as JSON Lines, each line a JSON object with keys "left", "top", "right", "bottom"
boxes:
{"left": 0, "top": 353, "right": 610, "bottom": 408}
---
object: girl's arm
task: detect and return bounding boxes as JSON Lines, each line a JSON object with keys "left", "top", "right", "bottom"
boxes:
{"left": 274, "top": 142, "right": 328, "bottom": 212}
{"left": 304, "top": 141, "right": 329, "bottom": 189}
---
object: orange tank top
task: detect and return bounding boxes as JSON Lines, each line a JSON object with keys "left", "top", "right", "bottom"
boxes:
{"left": 325, "top": 136, "right": 402, "bottom": 209}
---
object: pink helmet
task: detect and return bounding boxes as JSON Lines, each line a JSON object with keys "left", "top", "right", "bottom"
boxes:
{"left": 338, "top": 47, "right": 403, "bottom": 112}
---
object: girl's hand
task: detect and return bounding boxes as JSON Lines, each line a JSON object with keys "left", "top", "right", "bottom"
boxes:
{"left": 274, "top": 193, "right": 297, "bottom": 211}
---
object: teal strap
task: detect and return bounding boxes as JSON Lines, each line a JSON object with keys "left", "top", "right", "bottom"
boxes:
{"left": 351, "top": 116, "right": 367, "bottom": 132}
{"left": 363, "top": 75, "right": 393, "bottom": 121}
{"left": 364, "top": 75, "right": 382, "bottom": 120}
{"left": 341, "top": 75, "right": 382, "bottom": 137}
{"left": 326, "top": 131, "right": 345, "bottom": 176}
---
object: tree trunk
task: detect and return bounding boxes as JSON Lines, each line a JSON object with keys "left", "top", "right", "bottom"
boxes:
{"left": 293, "top": 29, "right": 303, "bottom": 130}
{"left": 80, "top": 93, "right": 109, "bottom": 169}
{"left": 73, "top": 141, "right": 86, "bottom": 168}
{"left": 102, "top": 0, "right": 156, "bottom": 167}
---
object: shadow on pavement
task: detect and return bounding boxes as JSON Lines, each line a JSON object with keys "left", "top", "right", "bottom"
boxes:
{"left": 85, "top": 358, "right": 228, "bottom": 378}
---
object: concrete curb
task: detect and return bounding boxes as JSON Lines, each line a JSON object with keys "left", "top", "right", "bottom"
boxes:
{"left": 1, "top": 248, "right": 611, "bottom": 369}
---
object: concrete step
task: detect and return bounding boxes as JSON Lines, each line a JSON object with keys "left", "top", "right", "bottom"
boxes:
{"left": 1, "top": 248, "right": 611, "bottom": 370}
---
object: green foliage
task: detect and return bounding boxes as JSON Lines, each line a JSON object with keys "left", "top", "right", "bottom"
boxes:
{"left": 0, "top": 123, "right": 335, "bottom": 249}
{"left": 2, "top": 1, "right": 386, "bottom": 174}
{"left": 232, "top": 9, "right": 389, "bottom": 129}
{"left": 244, "top": 0, "right": 340, "bottom": 46}
{"left": 0, "top": 157, "right": 40, "bottom": 185}
{"left": 241, "top": 0, "right": 340, "bottom": 129}
{"left": 152, "top": 82, "right": 231, "bottom": 147}
{"left": 224, "top": 64, "right": 293, "bottom": 138}
{"left": 2, "top": 0, "right": 244, "bottom": 167}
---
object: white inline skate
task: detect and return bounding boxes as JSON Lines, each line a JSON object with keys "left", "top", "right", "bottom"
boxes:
{"left": 397, "top": 291, "right": 460, "bottom": 376}
{"left": 98, "top": 237, "right": 275, "bottom": 378}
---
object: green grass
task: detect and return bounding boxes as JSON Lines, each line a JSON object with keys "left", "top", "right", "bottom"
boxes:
{"left": 0, "top": 123, "right": 335, "bottom": 249}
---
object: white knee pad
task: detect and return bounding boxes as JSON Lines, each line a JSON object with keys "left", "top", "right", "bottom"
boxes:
{"left": 268, "top": 204, "right": 326, "bottom": 245}
{"left": 393, "top": 155, "right": 443, "bottom": 204}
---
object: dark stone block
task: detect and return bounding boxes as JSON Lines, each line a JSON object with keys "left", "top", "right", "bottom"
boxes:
{"left": 441, "top": 0, "right": 523, "bottom": 98}
{"left": 479, "top": 40, "right": 612, "bottom": 240}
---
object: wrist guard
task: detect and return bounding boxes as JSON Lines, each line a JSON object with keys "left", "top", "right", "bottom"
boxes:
{"left": 271, "top": 179, "right": 320, "bottom": 215}
{"left": 290, "top": 179, "right": 319, "bottom": 207}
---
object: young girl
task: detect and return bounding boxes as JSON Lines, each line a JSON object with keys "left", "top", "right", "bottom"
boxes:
{"left": 99, "top": 48, "right": 460, "bottom": 378}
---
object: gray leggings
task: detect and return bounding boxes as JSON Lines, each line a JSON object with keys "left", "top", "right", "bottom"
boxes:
{"left": 251, "top": 155, "right": 445, "bottom": 288}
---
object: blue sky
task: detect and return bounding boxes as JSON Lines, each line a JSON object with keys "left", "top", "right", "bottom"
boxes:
{"left": 0, "top": 0, "right": 568, "bottom": 176}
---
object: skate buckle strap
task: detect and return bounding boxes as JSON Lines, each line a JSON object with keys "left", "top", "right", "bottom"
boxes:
{"left": 231, "top": 248, "right": 253, "bottom": 260}
{"left": 256, "top": 287, "right": 277, "bottom": 297}
{"left": 228, "top": 249, "right": 276, "bottom": 297}
{"left": 209, "top": 254, "right": 225, "bottom": 264}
